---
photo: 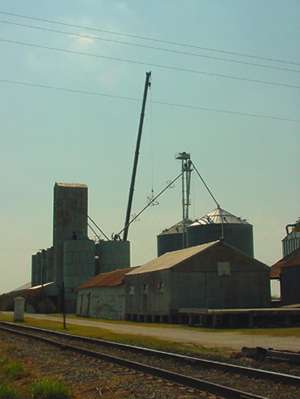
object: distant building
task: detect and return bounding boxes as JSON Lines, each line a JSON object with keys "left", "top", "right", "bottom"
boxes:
{"left": 282, "top": 218, "right": 300, "bottom": 257}
{"left": 125, "top": 240, "right": 270, "bottom": 322}
{"left": 270, "top": 248, "right": 300, "bottom": 305}
{"left": 77, "top": 268, "right": 134, "bottom": 320}
{"left": 29, "top": 182, "right": 130, "bottom": 313}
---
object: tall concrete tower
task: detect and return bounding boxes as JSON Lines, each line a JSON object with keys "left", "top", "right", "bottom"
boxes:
{"left": 53, "top": 183, "right": 88, "bottom": 286}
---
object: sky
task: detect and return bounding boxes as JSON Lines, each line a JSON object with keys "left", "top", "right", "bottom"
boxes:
{"left": 0, "top": 0, "right": 299, "bottom": 294}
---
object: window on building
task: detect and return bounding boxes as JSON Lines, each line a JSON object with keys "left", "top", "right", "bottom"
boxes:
{"left": 143, "top": 283, "right": 148, "bottom": 294}
{"left": 217, "top": 261, "right": 231, "bottom": 276}
{"left": 129, "top": 285, "right": 135, "bottom": 295}
{"left": 158, "top": 281, "right": 165, "bottom": 293}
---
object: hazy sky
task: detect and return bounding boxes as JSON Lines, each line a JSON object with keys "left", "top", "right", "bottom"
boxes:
{"left": 0, "top": 0, "right": 299, "bottom": 293}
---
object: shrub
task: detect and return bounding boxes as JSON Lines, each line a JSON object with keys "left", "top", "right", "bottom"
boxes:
{"left": 3, "top": 361, "right": 25, "bottom": 380}
{"left": 0, "top": 384, "right": 20, "bottom": 399}
{"left": 31, "top": 379, "right": 71, "bottom": 399}
{"left": 0, "top": 358, "right": 7, "bottom": 366}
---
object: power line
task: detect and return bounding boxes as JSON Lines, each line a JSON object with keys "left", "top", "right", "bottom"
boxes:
{"left": 1, "top": 78, "right": 299, "bottom": 123}
{"left": 0, "top": 9, "right": 299, "bottom": 67}
{"left": 0, "top": 79, "right": 139, "bottom": 101}
{"left": 1, "top": 37, "right": 300, "bottom": 90}
{"left": 1, "top": 19, "right": 300, "bottom": 74}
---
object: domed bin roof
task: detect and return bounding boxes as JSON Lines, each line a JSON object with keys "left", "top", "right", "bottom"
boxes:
{"left": 159, "top": 219, "right": 194, "bottom": 235}
{"left": 187, "top": 207, "right": 254, "bottom": 258}
{"left": 190, "top": 207, "right": 250, "bottom": 227}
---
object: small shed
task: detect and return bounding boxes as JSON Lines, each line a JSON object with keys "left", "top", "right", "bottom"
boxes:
{"left": 76, "top": 268, "right": 133, "bottom": 320}
{"left": 125, "top": 240, "right": 270, "bottom": 322}
{"left": 270, "top": 248, "right": 300, "bottom": 305}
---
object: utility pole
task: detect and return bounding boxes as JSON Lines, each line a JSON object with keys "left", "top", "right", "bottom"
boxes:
{"left": 176, "top": 152, "right": 193, "bottom": 248}
{"left": 123, "top": 71, "right": 152, "bottom": 241}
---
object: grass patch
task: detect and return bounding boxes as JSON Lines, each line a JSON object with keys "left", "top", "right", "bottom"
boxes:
{"left": 237, "top": 327, "right": 300, "bottom": 337}
{"left": 0, "top": 384, "right": 20, "bottom": 399}
{"left": 31, "top": 379, "right": 71, "bottom": 399}
{"left": 0, "top": 313, "right": 13, "bottom": 322}
{"left": 3, "top": 361, "right": 25, "bottom": 380}
{"left": 3, "top": 316, "right": 231, "bottom": 359}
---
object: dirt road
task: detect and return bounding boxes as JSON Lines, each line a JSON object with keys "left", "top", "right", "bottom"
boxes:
{"left": 20, "top": 313, "right": 300, "bottom": 351}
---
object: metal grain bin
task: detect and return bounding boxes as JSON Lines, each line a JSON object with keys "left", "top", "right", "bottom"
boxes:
{"left": 157, "top": 220, "right": 193, "bottom": 256}
{"left": 187, "top": 208, "right": 254, "bottom": 258}
{"left": 282, "top": 219, "right": 300, "bottom": 257}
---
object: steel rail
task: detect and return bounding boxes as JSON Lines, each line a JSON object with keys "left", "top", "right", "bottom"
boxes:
{"left": 0, "top": 322, "right": 267, "bottom": 399}
{"left": 1, "top": 321, "right": 299, "bottom": 387}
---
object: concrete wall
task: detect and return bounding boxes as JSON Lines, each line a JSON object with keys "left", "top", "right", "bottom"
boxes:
{"left": 63, "top": 239, "right": 95, "bottom": 312}
{"left": 95, "top": 241, "right": 130, "bottom": 273}
{"left": 53, "top": 183, "right": 88, "bottom": 286}
{"left": 281, "top": 266, "right": 300, "bottom": 305}
{"left": 45, "top": 247, "right": 54, "bottom": 283}
{"left": 31, "top": 253, "right": 40, "bottom": 286}
{"left": 77, "top": 286, "right": 126, "bottom": 320}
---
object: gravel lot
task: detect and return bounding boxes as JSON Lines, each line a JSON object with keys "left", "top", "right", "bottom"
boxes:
{"left": 11, "top": 327, "right": 300, "bottom": 399}
{"left": 0, "top": 331, "right": 222, "bottom": 399}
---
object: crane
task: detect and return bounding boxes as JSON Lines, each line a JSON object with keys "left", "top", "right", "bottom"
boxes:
{"left": 122, "top": 71, "right": 152, "bottom": 241}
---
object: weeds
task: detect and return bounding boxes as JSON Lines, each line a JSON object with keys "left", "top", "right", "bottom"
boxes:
{"left": 0, "top": 384, "right": 20, "bottom": 399}
{"left": 3, "top": 361, "right": 25, "bottom": 380}
{"left": 31, "top": 379, "right": 71, "bottom": 399}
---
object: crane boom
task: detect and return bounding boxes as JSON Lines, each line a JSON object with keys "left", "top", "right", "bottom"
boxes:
{"left": 122, "top": 71, "right": 152, "bottom": 241}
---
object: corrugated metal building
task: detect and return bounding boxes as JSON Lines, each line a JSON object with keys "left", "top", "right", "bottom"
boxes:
{"left": 76, "top": 268, "right": 134, "bottom": 320}
{"left": 270, "top": 248, "right": 300, "bottom": 305}
{"left": 125, "top": 241, "right": 270, "bottom": 322}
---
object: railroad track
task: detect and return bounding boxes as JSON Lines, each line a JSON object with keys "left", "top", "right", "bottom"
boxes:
{"left": 0, "top": 321, "right": 298, "bottom": 399}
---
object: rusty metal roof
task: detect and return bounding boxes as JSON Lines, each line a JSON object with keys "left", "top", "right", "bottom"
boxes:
{"left": 79, "top": 267, "right": 135, "bottom": 289}
{"left": 270, "top": 248, "right": 300, "bottom": 279}
{"left": 126, "top": 241, "right": 219, "bottom": 276}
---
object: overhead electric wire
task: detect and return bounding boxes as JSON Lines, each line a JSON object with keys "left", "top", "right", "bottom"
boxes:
{"left": 1, "top": 19, "right": 299, "bottom": 74}
{"left": 1, "top": 79, "right": 299, "bottom": 123}
{"left": 0, "top": 9, "right": 299, "bottom": 67}
{"left": 1, "top": 37, "right": 300, "bottom": 90}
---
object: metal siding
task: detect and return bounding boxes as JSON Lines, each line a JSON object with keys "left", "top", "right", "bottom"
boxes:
{"left": 125, "top": 271, "right": 171, "bottom": 316}
{"left": 281, "top": 266, "right": 300, "bottom": 305}
{"left": 157, "top": 232, "right": 184, "bottom": 256}
{"left": 187, "top": 223, "right": 254, "bottom": 258}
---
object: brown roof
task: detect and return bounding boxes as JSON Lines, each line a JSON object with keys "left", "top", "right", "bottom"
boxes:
{"left": 127, "top": 241, "right": 220, "bottom": 276}
{"left": 270, "top": 248, "right": 300, "bottom": 279}
{"left": 79, "top": 268, "right": 135, "bottom": 289}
